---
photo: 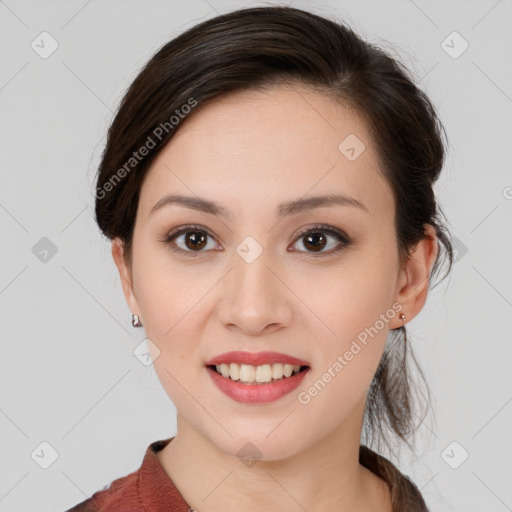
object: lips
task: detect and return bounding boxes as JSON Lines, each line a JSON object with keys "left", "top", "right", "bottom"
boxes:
{"left": 205, "top": 351, "right": 310, "bottom": 367}
{"left": 204, "top": 351, "right": 311, "bottom": 404}
{"left": 206, "top": 365, "right": 309, "bottom": 403}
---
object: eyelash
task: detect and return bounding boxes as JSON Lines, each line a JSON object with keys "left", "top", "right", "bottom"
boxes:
{"left": 162, "top": 223, "right": 351, "bottom": 258}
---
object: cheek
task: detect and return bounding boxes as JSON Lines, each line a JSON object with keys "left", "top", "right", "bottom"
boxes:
{"left": 298, "top": 250, "right": 397, "bottom": 405}
{"left": 296, "top": 319, "right": 390, "bottom": 437}
{"left": 140, "top": 284, "right": 201, "bottom": 362}
{"left": 143, "top": 307, "right": 205, "bottom": 423}
{"left": 304, "top": 257, "right": 396, "bottom": 353}
{"left": 132, "top": 244, "right": 191, "bottom": 337}
{"left": 132, "top": 251, "right": 208, "bottom": 383}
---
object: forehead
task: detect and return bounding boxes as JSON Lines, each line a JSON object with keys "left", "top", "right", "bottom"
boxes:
{"left": 140, "top": 84, "right": 393, "bottom": 221}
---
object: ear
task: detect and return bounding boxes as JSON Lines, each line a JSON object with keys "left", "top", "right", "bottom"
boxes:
{"left": 111, "top": 238, "right": 142, "bottom": 321}
{"left": 391, "top": 224, "right": 439, "bottom": 328}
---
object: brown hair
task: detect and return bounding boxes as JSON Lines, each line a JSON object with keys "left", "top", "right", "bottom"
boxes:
{"left": 94, "top": 6, "right": 453, "bottom": 509}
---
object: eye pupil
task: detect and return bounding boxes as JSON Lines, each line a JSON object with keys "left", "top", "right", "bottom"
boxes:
{"left": 186, "top": 231, "right": 207, "bottom": 251}
{"left": 304, "top": 232, "right": 327, "bottom": 252}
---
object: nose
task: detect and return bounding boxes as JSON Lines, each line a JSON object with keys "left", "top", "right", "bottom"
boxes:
{"left": 216, "top": 248, "right": 293, "bottom": 336}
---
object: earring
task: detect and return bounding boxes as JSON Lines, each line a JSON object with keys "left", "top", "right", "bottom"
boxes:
{"left": 132, "top": 314, "right": 143, "bottom": 327}
{"left": 399, "top": 312, "right": 407, "bottom": 343}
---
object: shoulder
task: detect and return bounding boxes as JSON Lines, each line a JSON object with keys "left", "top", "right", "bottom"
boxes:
{"left": 65, "top": 438, "right": 177, "bottom": 512}
{"left": 65, "top": 470, "right": 141, "bottom": 512}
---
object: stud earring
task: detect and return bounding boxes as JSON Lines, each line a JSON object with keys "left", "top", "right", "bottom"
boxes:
{"left": 399, "top": 312, "right": 408, "bottom": 343}
{"left": 132, "top": 314, "right": 143, "bottom": 327}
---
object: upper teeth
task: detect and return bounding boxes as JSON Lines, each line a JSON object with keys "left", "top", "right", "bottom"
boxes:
{"left": 215, "top": 363, "right": 302, "bottom": 383}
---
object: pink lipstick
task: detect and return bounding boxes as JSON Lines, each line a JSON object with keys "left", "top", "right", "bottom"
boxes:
{"left": 205, "top": 351, "right": 310, "bottom": 404}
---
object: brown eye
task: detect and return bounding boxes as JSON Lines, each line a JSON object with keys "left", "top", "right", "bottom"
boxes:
{"left": 291, "top": 225, "right": 350, "bottom": 255}
{"left": 164, "top": 225, "right": 219, "bottom": 257}
{"left": 183, "top": 231, "right": 208, "bottom": 251}
{"left": 302, "top": 231, "right": 328, "bottom": 252}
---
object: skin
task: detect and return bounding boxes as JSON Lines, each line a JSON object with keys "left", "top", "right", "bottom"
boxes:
{"left": 112, "top": 83, "right": 438, "bottom": 511}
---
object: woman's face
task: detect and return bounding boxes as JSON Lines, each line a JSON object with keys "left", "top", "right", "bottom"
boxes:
{"left": 116, "top": 83, "right": 410, "bottom": 460}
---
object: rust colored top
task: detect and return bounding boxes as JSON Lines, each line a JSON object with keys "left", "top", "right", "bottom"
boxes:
{"left": 66, "top": 437, "right": 428, "bottom": 511}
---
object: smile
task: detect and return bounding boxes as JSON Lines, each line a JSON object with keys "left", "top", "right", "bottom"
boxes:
{"left": 205, "top": 351, "right": 311, "bottom": 404}
{"left": 210, "top": 362, "right": 306, "bottom": 384}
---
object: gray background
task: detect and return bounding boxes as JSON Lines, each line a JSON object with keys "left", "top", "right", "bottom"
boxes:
{"left": 1, "top": 0, "right": 511, "bottom": 510}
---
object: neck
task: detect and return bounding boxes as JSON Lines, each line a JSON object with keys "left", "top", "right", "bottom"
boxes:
{"left": 157, "top": 398, "right": 391, "bottom": 511}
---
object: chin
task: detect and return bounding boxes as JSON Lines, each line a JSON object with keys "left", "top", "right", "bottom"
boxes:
{"left": 207, "top": 425, "right": 305, "bottom": 462}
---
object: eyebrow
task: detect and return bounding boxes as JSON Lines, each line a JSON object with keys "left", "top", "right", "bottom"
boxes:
{"left": 149, "top": 193, "right": 369, "bottom": 219}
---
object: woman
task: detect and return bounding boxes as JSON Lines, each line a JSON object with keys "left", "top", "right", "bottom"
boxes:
{"left": 68, "top": 5, "right": 453, "bottom": 511}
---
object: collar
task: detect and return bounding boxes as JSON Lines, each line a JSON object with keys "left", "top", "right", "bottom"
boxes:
{"left": 137, "top": 437, "right": 192, "bottom": 511}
